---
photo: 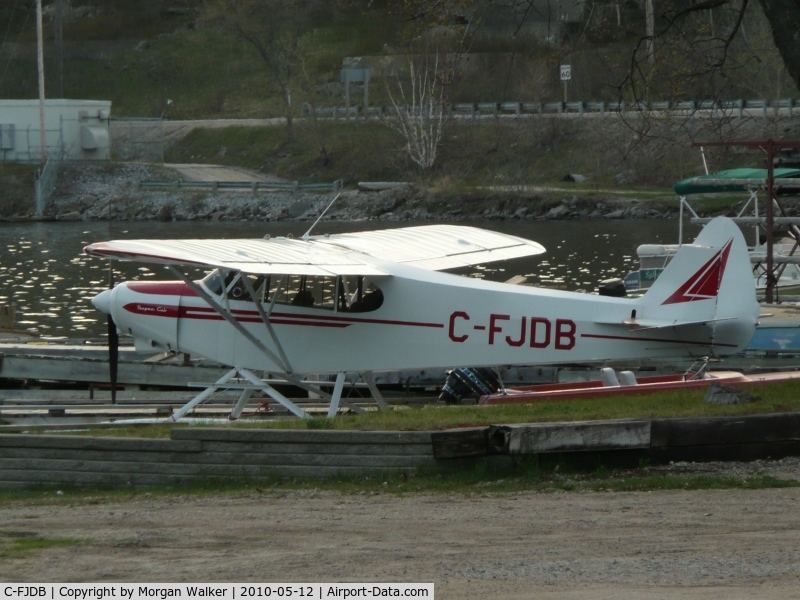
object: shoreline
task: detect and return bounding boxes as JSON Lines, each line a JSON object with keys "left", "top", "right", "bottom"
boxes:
{"left": 6, "top": 162, "right": 800, "bottom": 224}
{"left": 10, "top": 191, "right": 682, "bottom": 223}
{"left": 9, "top": 163, "right": 693, "bottom": 223}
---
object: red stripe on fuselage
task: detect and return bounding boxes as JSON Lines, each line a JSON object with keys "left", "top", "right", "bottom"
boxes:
{"left": 127, "top": 282, "right": 198, "bottom": 297}
{"left": 581, "top": 332, "right": 737, "bottom": 348}
{"left": 122, "top": 300, "right": 443, "bottom": 329}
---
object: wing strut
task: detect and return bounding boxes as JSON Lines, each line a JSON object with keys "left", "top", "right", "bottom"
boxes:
{"left": 239, "top": 273, "right": 293, "bottom": 372}
{"left": 169, "top": 266, "right": 296, "bottom": 375}
{"left": 161, "top": 266, "right": 388, "bottom": 420}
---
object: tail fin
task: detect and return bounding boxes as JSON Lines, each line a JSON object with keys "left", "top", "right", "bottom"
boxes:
{"left": 639, "top": 217, "right": 759, "bottom": 353}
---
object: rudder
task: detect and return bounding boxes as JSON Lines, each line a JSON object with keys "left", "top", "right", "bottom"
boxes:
{"left": 640, "top": 217, "right": 759, "bottom": 353}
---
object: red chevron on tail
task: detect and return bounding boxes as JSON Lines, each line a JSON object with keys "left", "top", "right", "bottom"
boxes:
{"left": 661, "top": 239, "right": 733, "bottom": 305}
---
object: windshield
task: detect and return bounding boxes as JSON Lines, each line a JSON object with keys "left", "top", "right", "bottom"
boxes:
{"left": 200, "top": 270, "right": 383, "bottom": 312}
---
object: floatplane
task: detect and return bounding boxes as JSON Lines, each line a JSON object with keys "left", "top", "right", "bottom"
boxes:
{"left": 85, "top": 216, "right": 760, "bottom": 420}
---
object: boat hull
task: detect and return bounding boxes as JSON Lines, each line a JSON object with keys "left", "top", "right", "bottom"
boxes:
{"left": 481, "top": 370, "right": 800, "bottom": 404}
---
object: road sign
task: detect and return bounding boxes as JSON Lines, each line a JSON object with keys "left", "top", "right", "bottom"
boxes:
{"left": 560, "top": 64, "right": 571, "bottom": 82}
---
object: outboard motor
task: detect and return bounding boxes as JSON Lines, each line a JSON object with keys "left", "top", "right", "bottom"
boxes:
{"left": 439, "top": 367, "right": 501, "bottom": 404}
{"left": 598, "top": 278, "right": 627, "bottom": 297}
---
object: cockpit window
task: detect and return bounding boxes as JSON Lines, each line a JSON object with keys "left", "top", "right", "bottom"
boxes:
{"left": 202, "top": 270, "right": 224, "bottom": 296}
{"left": 201, "top": 270, "right": 383, "bottom": 312}
{"left": 201, "top": 271, "right": 266, "bottom": 301}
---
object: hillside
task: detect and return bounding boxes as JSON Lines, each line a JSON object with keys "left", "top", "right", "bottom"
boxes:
{"left": 2, "top": 1, "right": 800, "bottom": 220}
{"left": 1, "top": 1, "right": 795, "bottom": 119}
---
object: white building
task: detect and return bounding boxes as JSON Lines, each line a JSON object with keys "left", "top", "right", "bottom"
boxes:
{"left": 0, "top": 99, "right": 111, "bottom": 163}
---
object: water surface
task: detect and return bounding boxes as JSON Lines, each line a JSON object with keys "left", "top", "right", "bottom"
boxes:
{"left": 0, "top": 219, "right": 698, "bottom": 339}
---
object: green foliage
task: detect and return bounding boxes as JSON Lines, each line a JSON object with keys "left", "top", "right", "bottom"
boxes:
{"left": 1, "top": 0, "right": 797, "bottom": 118}
{"left": 60, "top": 12, "right": 191, "bottom": 40}
{"left": 163, "top": 115, "right": 786, "bottom": 190}
{"left": 166, "top": 122, "right": 406, "bottom": 182}
{"left": 0, "top": 165, "right": 38, "bottom": 218}
{"left": 314, "top": 12, "right": 404, "bottom": 56}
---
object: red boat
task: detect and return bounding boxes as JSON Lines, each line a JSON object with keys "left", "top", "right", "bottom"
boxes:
{"left": 480, "top": 367, "right": 800, "bottom": 404}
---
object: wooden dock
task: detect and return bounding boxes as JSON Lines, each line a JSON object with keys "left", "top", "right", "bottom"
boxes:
{"left": 2, "top": 412, "right": 800, "bottom": 488}
{"left": 432, "top": 412, "right": 800, "bottom": 463}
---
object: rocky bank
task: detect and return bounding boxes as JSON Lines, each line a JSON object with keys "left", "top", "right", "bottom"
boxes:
{"left": 13, "top": 162, "right": 800, "bottom": 223}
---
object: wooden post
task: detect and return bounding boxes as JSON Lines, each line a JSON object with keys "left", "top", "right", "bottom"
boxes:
{"left": 54, "top": 0, "right": 64, "bottom": 98}
{"left": 344, "top": 70, "right": 350, "bottom": 121}
{"left": 691, "top": 139, "right": 800, "bottom": 304}
{"left": 0, "top": 305, "right": 16, "bottom": 329}
{"left": 36, "top": 0, "right": 46, "bottom": 164}
{"left": 766, "top": 139, "right": 775, "bottom": 303}
{"left": 363, "top": 69, "right": 370, "bottom": 112}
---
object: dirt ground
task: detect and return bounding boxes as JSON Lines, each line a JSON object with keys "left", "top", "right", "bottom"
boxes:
{"left": 2, "top": 459, "right": 800, "bottom": 599}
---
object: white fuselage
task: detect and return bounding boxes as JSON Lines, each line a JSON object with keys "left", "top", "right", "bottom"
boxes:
{"left": 99, "top": 261, "right": 756, "bottom": 376}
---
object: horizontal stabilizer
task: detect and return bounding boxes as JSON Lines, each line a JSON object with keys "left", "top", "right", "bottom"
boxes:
{"left": 595, "top": 316, "right": 736, "bottom": 331}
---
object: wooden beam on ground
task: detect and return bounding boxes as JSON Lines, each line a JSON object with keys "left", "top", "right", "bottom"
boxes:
{"left": 431, "top": 428, "right": 489, "bottom": 459}
{"left": 488, "top": 420, "right": 652, "bottom": 454}
{"left": 651, "top": 413, "right": 800, "bottom": 447}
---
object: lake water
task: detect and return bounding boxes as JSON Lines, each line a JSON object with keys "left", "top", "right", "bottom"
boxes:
{"left": 0, "top": 219, "right": 699, "bottom": 339}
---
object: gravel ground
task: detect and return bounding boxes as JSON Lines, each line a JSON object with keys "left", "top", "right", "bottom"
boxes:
{"left": 2, "top": 458, "right": 800, "bottom": 598}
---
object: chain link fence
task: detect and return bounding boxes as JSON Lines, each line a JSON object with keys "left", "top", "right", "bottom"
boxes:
{"left": 34, "top": 153, "right": 62, "bottom": 216}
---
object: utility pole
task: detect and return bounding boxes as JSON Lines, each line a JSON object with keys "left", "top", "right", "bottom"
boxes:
{"left": 645, "top": 0, "right": 655, "bottom": 66}
{"left": 55, "top": 0, "right": 64, "bottom": 98}
{"left": 36, "top": 0, "right": 47, "bottom": 163}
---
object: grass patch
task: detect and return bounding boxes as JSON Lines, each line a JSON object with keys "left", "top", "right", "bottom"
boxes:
{"left": 164, "top": 118, "right": 737, "bottom": 199}
{"left": 53, "top": 379, "right": 800, "bottom": 440}
{"left": 7, "top": 380, "right": 799, "bottom": 501}
{"left": 689, "top": 194, "right": 755, "bottom": 213}
{"left": 243, "top": 379, "right": 800, "bottom": 430}
{"left": 0, "top": 461, "right": 795, "bottom": 504}
{"left": 166, "top": 121, "right": 407, "bottom": 183}
{"left": 0, "top": 535, "right": 83, "bottom": 559}
{"left": 159, "top": 114, "right": 775, "bottom": 206}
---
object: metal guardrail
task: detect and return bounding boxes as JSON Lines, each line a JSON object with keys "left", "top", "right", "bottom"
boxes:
{"left": 301, "top": 98, "right": 800, "bottom": 120}
{"left": 138, "top": 179, "right": 343, "bottom": 195}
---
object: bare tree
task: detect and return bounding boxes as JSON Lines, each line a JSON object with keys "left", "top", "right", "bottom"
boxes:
{"left": 757, "top": 0, "right": 800, "bottom": 90}
{"left": 499, "top": 0, "right": 800, "bottom": 106}
{"left": 373, "top": 0, "right": 478, "bottom": 170}
{"left": 615, "top": 0, "right": 800, "bottom": 105}
{"left": 387, "top": 53, "right": 447, "bottom": 170}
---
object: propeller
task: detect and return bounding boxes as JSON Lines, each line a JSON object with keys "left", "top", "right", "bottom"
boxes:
{"left": 107, "top": 266, "right": 119, "bottom": 404}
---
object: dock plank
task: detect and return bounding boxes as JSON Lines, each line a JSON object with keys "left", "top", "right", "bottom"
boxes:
{"left": 431, "top": 428, "right": 489, "bottom": 459}
{"left": 0, "top": 355, "right": 229, "bottom": 387}
{"left": 651, "top": 413, "right": 800, "bottom": 447}
{"left": 170, "top": 428, "right": 432, "bottom": 445}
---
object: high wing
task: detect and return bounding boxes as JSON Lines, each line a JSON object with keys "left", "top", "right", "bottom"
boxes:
{"left": 84, "top": 237, "right": 387, "bottom": 276}
{"left": 315, "top": 225, "right": 546, "bottom": 270}
{"left": 84, "top": 224, "right": 546, "bottom": 275}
